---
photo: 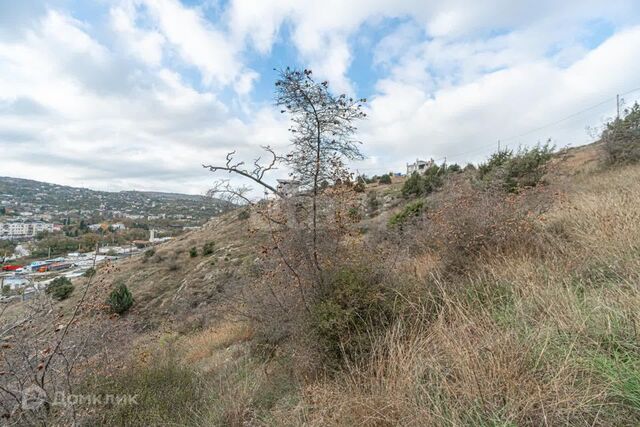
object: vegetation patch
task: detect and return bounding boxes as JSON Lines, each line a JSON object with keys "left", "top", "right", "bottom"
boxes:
{"left": 388, "top": 199, "right": 425, "bottom": 228}
{"left": 603, "top": 102, "right": 640, "bottom": 164}
{"left": 107, "top": 282, "right": 134, "bottom": 314}
{"left": 45, "top": 276, "right": 74, "bottom": 301}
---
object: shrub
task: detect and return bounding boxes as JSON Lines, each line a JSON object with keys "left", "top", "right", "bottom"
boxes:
{"left": 422, "top": 181, "right": 551, "bottom": 274}
{"left": 107, "top": 282, "right": 134, "bottom": 314}
{"left": 353, "top": 181, "right": 365, "bottom": 193}
{"left": 401, "top": 164, "right": 446, "bottom": 198}
{"left": 202, "top": 241, "right": 215, "bottom": 256}
{"left": 144, "top": 248, "right": 155, "bottom": 258}
{"left": 45, "top": 277, "right": 74, "bottom": 301}
{"left": 238, "top": 209, "right": 250, "bottom": 220}
{"left": 502, "top": 143, "right": 554, "bottom": 191}
{"left": 388, "top": 199, "right": 425, "bottom": 228}
{"left": 477, "top": 149, "right": 513, "bottom": 179}
{"left": 478, "top": 144, "right": 554, "bottom": 192}
{"left": 83, "top": 267, "right": 96, "bottom": 277}
{"left": 378, "top": 174, "right": 392, "bottom": 185}
{"left": 603, "top": 102, "right": 640, "bottom": 164}
{"left": 311, "top": 268, "right": 396, "bottom": 364}
{"left": 447, "top": 163, "right": 461, "bottom": 173}
{"left": 189, "top": 247, "right": 198, "bottom": 258}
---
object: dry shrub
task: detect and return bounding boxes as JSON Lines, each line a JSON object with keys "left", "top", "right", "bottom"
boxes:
{"left": 415, "top": 177, "right": 553, "bottom": 275}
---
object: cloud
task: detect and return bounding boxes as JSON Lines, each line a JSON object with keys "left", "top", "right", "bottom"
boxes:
{"left": 1, "top": 1, "right": 640, "bottom": 193}
{"left": 360, "top": 25, "right": 640, "bottom": 173}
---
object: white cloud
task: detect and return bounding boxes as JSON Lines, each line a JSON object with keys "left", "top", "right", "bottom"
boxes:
{"left": 361, "top": 25, "right": 640, "bottom": 173}
{"left": 110, "top": 5, "right": 165, "bottom": 66}
{"left": 2, "top": 1, "right": 640, "bottom": 193}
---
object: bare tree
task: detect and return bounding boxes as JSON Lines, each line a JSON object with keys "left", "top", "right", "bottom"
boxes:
{"left": 275, "top": 68, "right": 366, "bottom": 273}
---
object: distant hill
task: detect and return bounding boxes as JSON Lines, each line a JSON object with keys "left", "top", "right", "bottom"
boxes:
{"left": 0, "top": 176, "right": 233, "bottom": 224}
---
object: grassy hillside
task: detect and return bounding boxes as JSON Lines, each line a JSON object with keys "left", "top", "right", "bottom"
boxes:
{"left": 4, "top": 141, "right": 640, "bottom": 426}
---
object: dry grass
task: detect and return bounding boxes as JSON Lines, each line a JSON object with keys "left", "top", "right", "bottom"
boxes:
{"left": 35, "top": 143, "right": 640, "bottom": 426}
{"left": 275, "top": 161, "right": 640, "bottom": 425}
{"left": 182, "top": 322, "right": 253, "bottom": 369}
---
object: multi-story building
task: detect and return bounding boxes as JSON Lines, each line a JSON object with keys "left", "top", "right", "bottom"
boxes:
{"left": 406, "top": 158, "right": 435, "bottom": 175}
{"left": 0, "top": 221, "right": 55, "bottom": 239}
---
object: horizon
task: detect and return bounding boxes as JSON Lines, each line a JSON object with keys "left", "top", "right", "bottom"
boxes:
{"left": 2, "top": 1, "right": 640, "bottom": 193}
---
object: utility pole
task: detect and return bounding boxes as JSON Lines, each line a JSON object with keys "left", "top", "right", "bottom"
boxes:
{"left": 617, "top": 94, "right": 620, "bottom": 120}
{"left": 498, "top": 140, "right": 501, "bottom": 152}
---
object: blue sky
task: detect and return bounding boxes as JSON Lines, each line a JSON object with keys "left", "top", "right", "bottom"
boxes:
{"left": 1, "top": 1, "right": 640, "bottom": 193}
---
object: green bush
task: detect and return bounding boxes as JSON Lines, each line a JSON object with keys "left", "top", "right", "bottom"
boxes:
{"left": 107, "top": 282, "right": 134, "bottom": 314}
{"left": 83, "top": 267, "right": 96, "bottom": 277}
{"left": 353, "top": 181, "right": 365, "bottom": 193}
{"left": 238, "top": 209, "right": 251, "bottom": 220}
{"left": 401, "top": 164, "right": 446, "bottom": 198}
{"left": 311, "top": 268, "right": 396, "bottom": 364}
{"left": 378, "top": 174, "right": 392, "bottom": 185}
{"left": 45, "top": 277, "right": 74, "bottom": 301}
{"left": 447, "top": 163, "right": 461, "bottom": 173}
{"left": 603, "top": 102, "right": 640, "bottom": 164}
{"left": 388, "top": 199, "right": 425, "bottom": 228}
{"left": 189, "top": 247, "right": 198, "bottom": 258}
{"left": 202, "top": 241, "right": 215, "bottom": 256}
{"left": 478, "top": 144, "right": 554, "bottom": 192}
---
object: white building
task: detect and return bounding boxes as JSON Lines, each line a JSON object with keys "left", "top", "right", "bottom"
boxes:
{"left": 406, "top": 158, "right": 435, "bottom": 175}
{"left": 0, "top": 221, "right": 54, "bottom": 239}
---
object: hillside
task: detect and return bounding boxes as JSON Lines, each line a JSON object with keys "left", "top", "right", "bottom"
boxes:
{"left": 0, "top": 176, "right": 231, "bottom": 224}
{"left": 5, "top": 141, "right": 640, "bottom": 426}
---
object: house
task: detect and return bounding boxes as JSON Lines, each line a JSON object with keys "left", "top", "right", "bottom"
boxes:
{"left": 406, "top": 158, "right": 435, "bottom": 175}
{"left": 277, "top": 179, "right": 301, "bottom": 197}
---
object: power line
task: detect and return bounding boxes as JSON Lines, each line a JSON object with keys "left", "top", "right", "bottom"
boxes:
{"left": 355, "top": 86, "right": 640, "bottom": 173}
{"left": 434, "top": 86, "right": 640, "bottom": 163}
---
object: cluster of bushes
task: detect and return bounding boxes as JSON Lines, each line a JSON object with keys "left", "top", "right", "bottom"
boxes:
{"left": 477, "top": 143, "right": 554, "bottom": 192}
{"left": 603, "top": 102, "right": 640, "bottom": 164}
{"left": 358, "top": 173, "right": 394, "bottom": 185}
{"left": 401, "top": 163, "right": 449, "bottom": 198}
{"left": 188, "top": 242, "right": 215, "bottom": 258}
{"left": 46, "top": 277, "right": 74, "bottom": 301}
{"left": 378, "top": 174, "right": 392, "bottom": 184}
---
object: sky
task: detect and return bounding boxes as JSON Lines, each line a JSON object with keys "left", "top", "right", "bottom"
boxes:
{"left": 1, "top": 0, "right": 640, "bottom": 194}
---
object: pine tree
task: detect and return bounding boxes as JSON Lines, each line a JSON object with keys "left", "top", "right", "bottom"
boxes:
{"left": 107, "top": 282, "right": 134, "bottom": 314}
